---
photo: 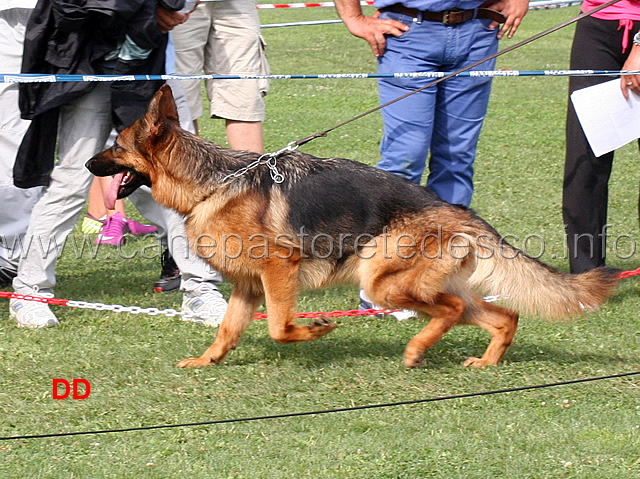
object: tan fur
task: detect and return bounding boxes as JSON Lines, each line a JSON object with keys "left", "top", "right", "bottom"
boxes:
{"left": 86, "top": 85, "right": 619, "bottom": 370}
{"left": 467, "top": 237, "right": 615, "bottom": 318}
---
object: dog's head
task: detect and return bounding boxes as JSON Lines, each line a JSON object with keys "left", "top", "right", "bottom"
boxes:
{"left": 86, "top": 84, "right": 180, "bottom": 209}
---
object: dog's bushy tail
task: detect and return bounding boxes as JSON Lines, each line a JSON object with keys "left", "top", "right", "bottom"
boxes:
{"left": 467, "top": 230, "right": 619, "bottom": 319}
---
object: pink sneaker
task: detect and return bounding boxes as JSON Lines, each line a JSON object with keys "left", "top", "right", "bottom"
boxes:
{"left": 95, "top": 212, "right": 128, "bottom": 246}
{"left": 127, "top": 219, "right": 158, "bottom": 235}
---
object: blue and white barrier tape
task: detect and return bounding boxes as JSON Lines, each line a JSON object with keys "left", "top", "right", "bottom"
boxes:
{"left": 2, "top": 70, "right": 639, "bottom": 84}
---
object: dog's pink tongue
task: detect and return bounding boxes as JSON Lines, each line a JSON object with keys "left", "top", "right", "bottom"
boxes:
{"left": 104, "top": 172, "right": 125, "bottom": 210}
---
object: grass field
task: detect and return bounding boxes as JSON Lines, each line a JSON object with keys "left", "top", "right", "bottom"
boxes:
{"left": 2, "top": 5, "right": 640, "bottom": 478}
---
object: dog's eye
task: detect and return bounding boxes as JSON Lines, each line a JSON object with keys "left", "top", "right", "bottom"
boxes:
{"left": 112, "top": 143, "right": 124, "bottom": 153}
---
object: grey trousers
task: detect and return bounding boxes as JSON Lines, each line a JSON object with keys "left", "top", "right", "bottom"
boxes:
{"left": 0, "top": 8, "right": 43, "bottom": 271}
{"left": 127, "top": 78, "right": 224, "bottom": 292}
{"left": 13, "top": 79, "right": 222, "bottom": 296}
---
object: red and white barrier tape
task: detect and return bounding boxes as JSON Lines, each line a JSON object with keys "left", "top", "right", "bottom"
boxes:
{"left": 0, "top": 290, "right": 399, "bottom": 320}
{"left": 256, "top": 1, "right": 373, "bottom": 8}
{"left": 254, "top": 0, "right": 579, "bottom": 9}
{"left": 2, "top": 266, "right": 638, "bottom": 322}
{"left": 618, "top": 267, "right": 640, "bottom": 279}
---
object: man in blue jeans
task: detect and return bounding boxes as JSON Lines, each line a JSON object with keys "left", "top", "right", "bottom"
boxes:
{"left": 336, "top": 0, "right": 528, "bottom": 206}
{"left": 335, "top": 0, "right": 529, "bottom": 314}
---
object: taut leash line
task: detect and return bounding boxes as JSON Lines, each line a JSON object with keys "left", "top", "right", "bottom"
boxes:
{"left": 292, "top": 0, "right": 623, "bottom": 148}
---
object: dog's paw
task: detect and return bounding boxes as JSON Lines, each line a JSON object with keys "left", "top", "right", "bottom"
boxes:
{"left": 463, "top": 357, "right": 489, "bottom": 368}
{"left": 176, "top": 357, "right": 214, "bottom": 368}
{"left": 307, "top": 315, "right": 337, "bottom": 337}
{"left": 309, "top": 315, "right": 337, "bottom": 330}
{"left": 403, "top": 353, "right": 425, "bottom": 368}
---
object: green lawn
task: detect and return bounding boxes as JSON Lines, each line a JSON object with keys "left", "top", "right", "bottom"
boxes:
{"left": 2, "top": 5, "right": 640, "bottom": 478}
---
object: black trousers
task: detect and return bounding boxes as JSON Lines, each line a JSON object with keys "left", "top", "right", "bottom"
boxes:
{"left": 563, "top": 15, "right": 640, "bottom": 273}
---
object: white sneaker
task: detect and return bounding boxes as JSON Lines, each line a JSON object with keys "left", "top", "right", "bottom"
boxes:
{"left": 358, "top": 290, "right": 418, "bottom": 321}
{"left": 181, "top": 286, "right": 228, "bottom": 327}
{"left": 9, "top": 294, "right": 60, "bottom": 328}
{"left": 388, "top": 309, "right": 419, "bottom": 321}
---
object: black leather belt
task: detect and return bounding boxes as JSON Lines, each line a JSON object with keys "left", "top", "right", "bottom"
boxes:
{"left": 381, "top": 3, "right": 506, "bottom": 25}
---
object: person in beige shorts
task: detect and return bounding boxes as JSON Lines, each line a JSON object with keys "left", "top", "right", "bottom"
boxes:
{"left": 172, "top": 0, "right": 269, "bottom": 154}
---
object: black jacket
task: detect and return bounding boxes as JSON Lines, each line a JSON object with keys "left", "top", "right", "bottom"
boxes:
{"left": 14, "top": 0, "right": 185, "bottom": 188}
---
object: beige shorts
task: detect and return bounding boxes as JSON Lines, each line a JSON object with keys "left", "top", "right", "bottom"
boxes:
{"left": 171, "top": 0, "right": 269, "bottom": 122}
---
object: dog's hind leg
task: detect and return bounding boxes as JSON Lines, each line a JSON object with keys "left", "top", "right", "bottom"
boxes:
{"left": 360, "top": 248, "right": 467, "bottom": 368}
{"left": 401, "top": 293, "right": 466, "bottom": 368}
{"left": 177, "top": 283, "right": 263, "bottom": 368}
{"left": 262, "top": 260, "right": 337, "bottom": 344}
{"left": 460, "top": 298, "right": 519, "bottom": 368}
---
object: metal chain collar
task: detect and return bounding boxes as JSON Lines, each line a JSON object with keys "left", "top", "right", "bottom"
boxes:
{"left": 221, "top": 142, "right": 299, "bottom": 184}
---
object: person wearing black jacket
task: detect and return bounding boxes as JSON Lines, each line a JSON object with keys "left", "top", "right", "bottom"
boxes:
{"left": 9, "top": 0, "right": 187, "bottom": 327}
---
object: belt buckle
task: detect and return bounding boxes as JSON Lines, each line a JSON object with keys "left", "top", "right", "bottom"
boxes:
{"left": 442, "top": 9, "right": 460, "bottom": 25}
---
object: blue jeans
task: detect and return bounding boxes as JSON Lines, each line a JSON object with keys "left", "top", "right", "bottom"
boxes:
{"left": 377, "top": 10, "right": 498, "bottom": 207}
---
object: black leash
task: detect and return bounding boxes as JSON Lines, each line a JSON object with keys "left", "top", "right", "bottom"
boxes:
{"left": 293, "top": 0, "right": 623, "bottom": 148}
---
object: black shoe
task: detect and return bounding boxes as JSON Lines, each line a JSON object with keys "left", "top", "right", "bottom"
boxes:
{"left": 0, "top": 266, "right": 17, "bottom": 286}
{"left": 153, "top": 249, "right": 181, "bottom": 293}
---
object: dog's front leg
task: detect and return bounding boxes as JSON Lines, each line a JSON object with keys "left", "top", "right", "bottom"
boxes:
{"left": 262, "top": 259, "right": 337, "bottom": 344}
{"left": 177, "top": 284, "right": 262, "bottom": 368}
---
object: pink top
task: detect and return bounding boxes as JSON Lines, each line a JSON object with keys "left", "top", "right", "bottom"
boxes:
{"left": 582, "top": 0, "right": 640, "bottom": 51}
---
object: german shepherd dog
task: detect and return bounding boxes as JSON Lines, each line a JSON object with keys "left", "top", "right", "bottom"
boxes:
{"left": 87, "top": 85, "right": 618, "bottom": 369}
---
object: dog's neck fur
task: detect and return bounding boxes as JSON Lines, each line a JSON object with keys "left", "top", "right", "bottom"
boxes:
{"left": 153, "top": 128, "right": 261, "bottom": 214}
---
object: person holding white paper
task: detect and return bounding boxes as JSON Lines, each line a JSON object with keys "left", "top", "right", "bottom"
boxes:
{"left": 563, "top": 0, "right": 640, "bottom": 274}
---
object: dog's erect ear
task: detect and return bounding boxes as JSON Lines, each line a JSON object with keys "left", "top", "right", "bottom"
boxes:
{"left": 145, "top": 84, "right": 180, "bottom": 137}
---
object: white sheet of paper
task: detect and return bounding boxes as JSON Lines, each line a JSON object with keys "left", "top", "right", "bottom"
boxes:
{"left": 570, "top": 79, "right": 640, "bottom": 157}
